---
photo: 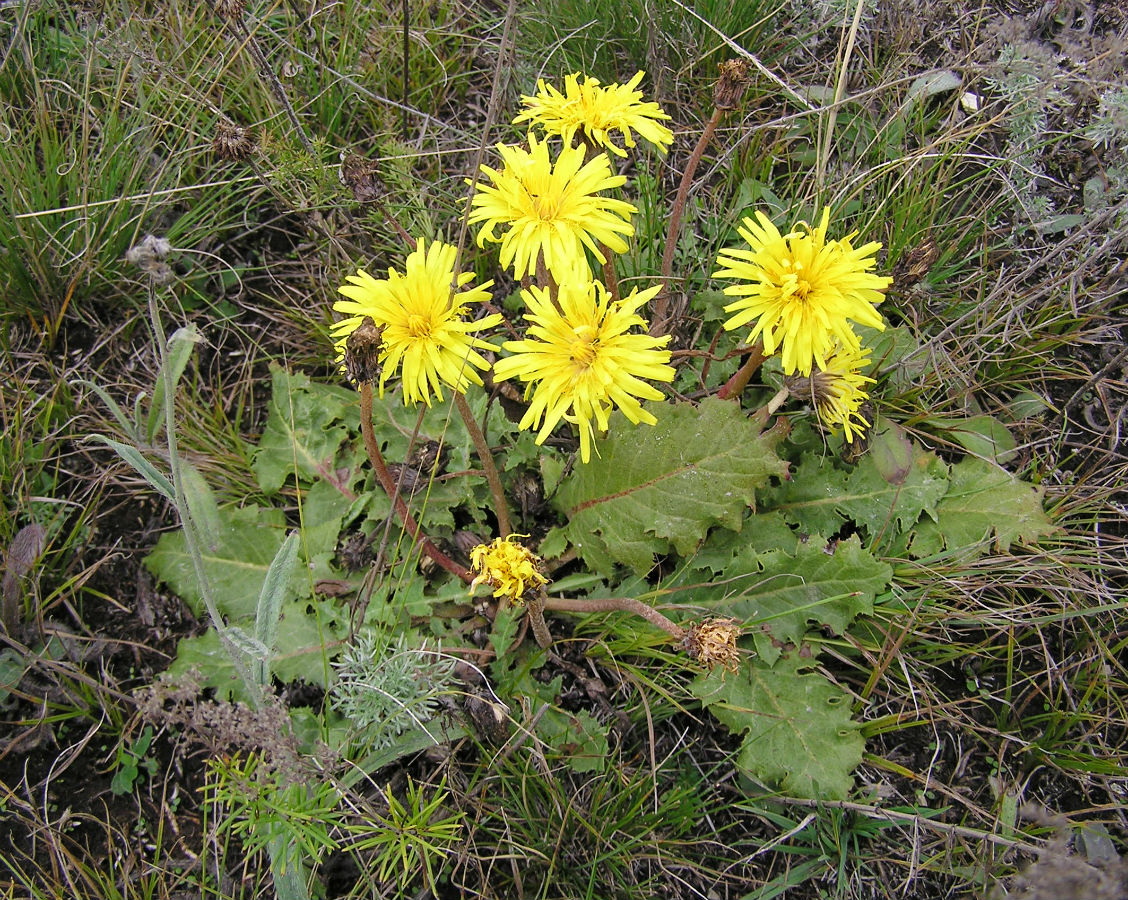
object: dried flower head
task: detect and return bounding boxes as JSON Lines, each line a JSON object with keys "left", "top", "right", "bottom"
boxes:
{"left": 331, "top": 238, "right": 501, "bottom": 406}
{"left": 467, "top": 134, "right": 636, "bottom": 282}
{"left": 212, "top": 0, "right": 247, "bottom": 21}
{"left": 513, "top": 71, "right": 673, "bottom": 158}
{"left": 714, "top": 207, "right": 890, "bottom": 376}
{"left": 682, "top": 618, "right": 742, "bottom": 673}
{"left": 339, "top": 152, "right": 384, "bottom": 203}
{"left": 714, "top": 59, "right": 752, "bottom": 111}
{"left": 469, "top": 535, "right": 547, "bottom": 604}
{"left": 212, "top": 120, "right": 256, "bottom": 161}
{"left": 342, "top": 317, "right": 385, "bottom": 385}
{"left": 492, "top": 279, "right": 675, "bottom": 463}
{"left": 125, "top": 234, "right": 175, "bottom": 283}
{"left": 784, "top": 342, "right": 875, "bottom": 443}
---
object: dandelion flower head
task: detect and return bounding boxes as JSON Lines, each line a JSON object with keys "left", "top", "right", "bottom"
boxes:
{"left": 714, "top": 208, "right": 890, "bottom": 376}
{"left": 492, "top": 279, "right": 675, "bottom": 463}
{"left": 513, "top": 71, "right": 674, "bottom": 158}
{"left": 785, "top": 341, "right": 875, "bottom": 444}
{"left": 469, "top": 535, "right": 547, "bottom": 603}
{"left": 467, "top": 134, "right": 636, "bottom": 282}
{"left": 332, "top": 238, "right": 502, "bottom": 406}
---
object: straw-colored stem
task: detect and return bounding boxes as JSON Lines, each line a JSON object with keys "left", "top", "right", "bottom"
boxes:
{"left": 762, "top": 385, "right": 790, "bottom": 417}
{"left": 454, "top": 391, "right": 513, "bottom": 537}
{"left": 543, "top": 594, "right": 686, "bottom": 641}
{"left": 359, "top": 383, "right": 471, "bottom": 582}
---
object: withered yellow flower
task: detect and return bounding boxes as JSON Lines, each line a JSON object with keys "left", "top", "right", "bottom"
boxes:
{"left": 469, "top": 535, "right": 547, "bottom": 603}
{"left": 786, "top": 342, "right": 875, "bottom": 444}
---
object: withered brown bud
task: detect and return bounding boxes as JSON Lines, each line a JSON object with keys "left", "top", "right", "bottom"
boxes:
{"left": 714, "top": 59, "right": 752, "bottom": 111}
{"left": 212, "top": 0, "right": 247, "bottom": 21}
{"left": 406, "top": 439, "right": 448, "bottom": 477}
{"left": 212, "top": 121, "right": 256, "bottom": 161}
{"left": 343, "top": 317, "right": 385, "bottom": 386}
{"left": 890, "top": 236, "right": 940, "bottom": 292}
{"left": 682, "top": 617, "right": 742, "bottom": 673}
{"left": 339, "top": 153, "right": 384, "bottom": 204}
{"left": 453, "top": 530, "right": 485, "bottom": 561}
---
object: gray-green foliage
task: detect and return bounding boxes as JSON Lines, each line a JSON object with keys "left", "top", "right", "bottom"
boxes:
{"left": 331, "top": 632, "right": 456, "bottom": 749}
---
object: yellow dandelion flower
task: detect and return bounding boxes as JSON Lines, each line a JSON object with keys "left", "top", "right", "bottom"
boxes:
{"left": 467, "top": 134, "right": 636, "bottom": 282}
{"left": 512, "top": 71, "right": 674, "bottom": 158}
{"left": 492, "top": 279, "right": 675, "bottom": 463}
{"left": 469, "top": 535, "right": 547, "bottom": 603}
{"left": 714, "top": 208, "right": 891, "bottom": 376}
{"left": 331, "top": 238, "right": 502, "bottom": 406}
{"left": 786, "top": 342, "right": 875, "bottom": 443}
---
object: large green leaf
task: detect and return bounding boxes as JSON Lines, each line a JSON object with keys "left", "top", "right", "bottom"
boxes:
{"left": 553, "top": 399, "right": 788, "bottom": 574}
{"left": 675, "top": 534, "right": 891, "bottom": 664}
{"left": 253, "top": 366, "right": 354, "bottom": 494}
{"left": 690, "top": 655, "right": 863, "bottom": 800}
{"left": 166, "top": 599, "right": 345, "bottom": 702}
{"left": 767, "top": 432, "right": 949, "bottom": 542}
{"left": 145, "top": 505, "right": 302, "bottom": 620}
{"left": 908, "top": 457, "right": 1055, "bottom": 557}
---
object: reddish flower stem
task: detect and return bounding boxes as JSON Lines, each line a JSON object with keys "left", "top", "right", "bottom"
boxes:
{"left": 651, "top": 105, "right": 726, "bottom": 336}
{"left": 716, "top": 340, "right": 767, "bottom": 401}
{"left": 359, "top": 382, "right": 471, "bottom": 582}
{"left": 454, "top": 391, "right": 513, "bottom": 537}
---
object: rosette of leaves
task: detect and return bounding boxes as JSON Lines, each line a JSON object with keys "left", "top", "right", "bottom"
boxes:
{"left": 331, "top": 632, "right": 456, "bottom": 749}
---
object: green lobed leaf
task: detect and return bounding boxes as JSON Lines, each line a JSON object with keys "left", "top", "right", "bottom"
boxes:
{"left": 675, "top": 534, "right": 891, "bottom": 664}
{"left": 144, "top": 504, "right": 302, "bottom": 620}
{"left": 908, "top": 456, "right": 1055, "bottom": 557}
{"left": 252, "top": 365, "right": 354, "bottom": 494}
{"left": 919, "top": 414, "right": 1018, "bottom": 464}
{"left": 553, "top": 399, "right": 788, "bottom": 575}
{"left": 690, "top": 655, "right": 864, "bottom": 800}
{"left": 537, "top": 708, "right": 608, "bottom": 773}
{"left": 766, "top": 434, "right": 948, "bottom": 543}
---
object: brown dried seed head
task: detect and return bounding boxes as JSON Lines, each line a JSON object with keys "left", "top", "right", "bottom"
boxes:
{"left": 212, "top": 121, "right": 256, "bottom": 161}
{"left": 344, "top": 317, "right": 385, "bottom": 386}
{"left": 714, "top": 59, "right": 752, "bottom": 111}
{"left": 682, "top": 617, "right": 742, "bottom": 673}
{"left": 213, "top": 0, "right": 247, "bottom": 21}
{"left": 339, "top": 153, "right": 384, "bottom": 204}
{"left": 890, "top": 236, "right": 940, "bottom": 291}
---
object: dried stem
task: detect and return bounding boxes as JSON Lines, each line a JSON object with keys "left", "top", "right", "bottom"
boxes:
{"left": 358, "top": 382, "right": 471, "bottom": 582}
{"left": 217, "top": 8, "right": 315, "bottom": 156}
{"left": 454, "top": 391, "right": 513, "bottom": 537}
{"left": 543, "top": 594, "right": 686, "bottom": 641}
{"left": 526, "top": 591, "right": 554, "bottom": 648}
